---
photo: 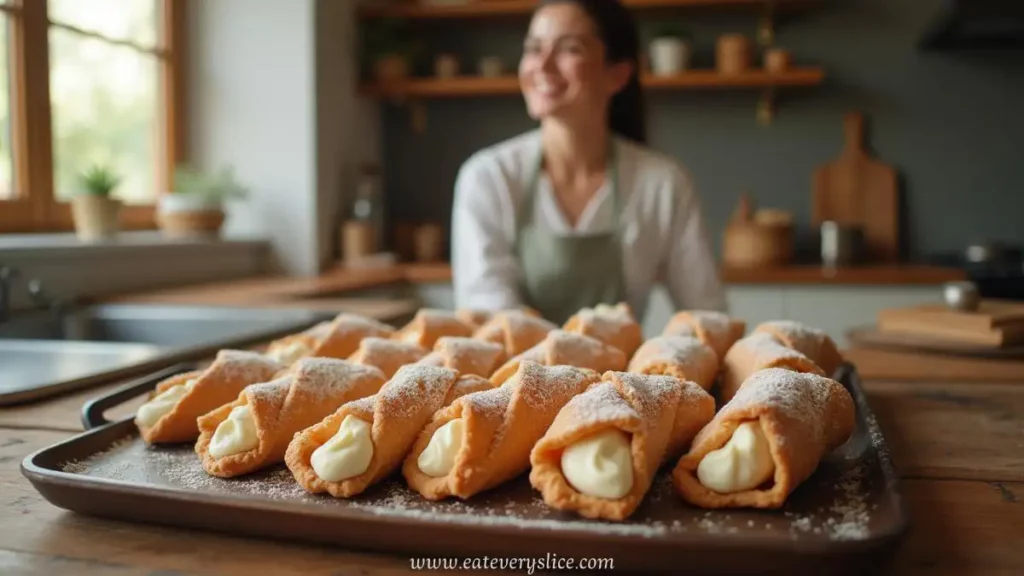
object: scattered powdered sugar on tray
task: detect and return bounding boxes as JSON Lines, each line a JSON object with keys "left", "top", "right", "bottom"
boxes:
{"left": 55, "top": 410, "right": 877, "bottom": 544}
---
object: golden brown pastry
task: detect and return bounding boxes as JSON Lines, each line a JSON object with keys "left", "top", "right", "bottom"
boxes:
{"left": 753, "top": 320, "right": 844, "bottom": 377}
{"left": 662, "top": 310, "right": 746, "bottom": 360}
{"left": 627, "top": 335, "right": 719, "bottom": 391}
{"left": 195, "top": 358, "right": 386, "bottom": 478}
{"left": 285, "top": 365, "right": 491, "bottom": 498}
{"left": 265, "top": 313, "right": 394, "bottom": 366}
{"left": 529, "top": 371, "right": 714, "bottom": 520}
{"left": 672, "top": 368, "right": 855, "bottom": 509}
{"left": 455, "top": 309, "right": 493, "bottom": 329}
{"left": 135, "top": 350, "right": 282, "bottom": 444}
{"left": 720, "top": 332, "right": 825, "bottom": 403}
{"left": 404, "top": 361, "right": 600, "bottom": 501}
{"left": 416, "top": 336, "right": 507, "bottom": 378}
{"left": 489, "top": 329, "right": 627, "bottom": 386}
{"left": 473, "top": 309, "right": 557, "bottom": 357}
{"left": 563, "top": 302, "right": 643, "bottom": 359}
{"left": 394, "top": 309, "right": 475, "bottom": 348}
{"left": 347, "top": 336, "right": 429, "bottom": 379}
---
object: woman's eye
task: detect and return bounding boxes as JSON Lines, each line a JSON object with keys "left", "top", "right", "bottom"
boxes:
{"left": 559, "top": 42, "right": 585, "bottom": 55}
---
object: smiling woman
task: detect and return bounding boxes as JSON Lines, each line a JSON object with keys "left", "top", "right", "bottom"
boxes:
{"left": 0, "top": 0, "right": 186, "bottom": 233}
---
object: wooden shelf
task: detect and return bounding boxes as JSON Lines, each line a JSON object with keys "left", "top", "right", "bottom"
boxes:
{"left": 360, "top": 67, "right": 824, "bottom": 99}
{"left": 358, "top": 0, "right": 810, "bottom": 20}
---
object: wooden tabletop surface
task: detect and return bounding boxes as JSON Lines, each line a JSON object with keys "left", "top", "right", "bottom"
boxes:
{"left": 1, "top": 347, "right": 1020, "bottom": 575}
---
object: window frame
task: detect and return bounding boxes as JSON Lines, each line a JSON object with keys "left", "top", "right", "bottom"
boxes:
{"left": 0, "top": 0, "right": 187, "bottom": 233}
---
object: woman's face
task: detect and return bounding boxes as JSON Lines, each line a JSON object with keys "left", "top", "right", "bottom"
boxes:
{"left": 519, "top": 3, "right": 628, "bottom": 126}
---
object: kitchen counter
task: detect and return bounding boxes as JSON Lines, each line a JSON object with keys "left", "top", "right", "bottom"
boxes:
{"left": 106, "top": 262, "right": 965, "bottom": 306}
{"left": 1, "top": 351, "right": 1021, "bottom": 574}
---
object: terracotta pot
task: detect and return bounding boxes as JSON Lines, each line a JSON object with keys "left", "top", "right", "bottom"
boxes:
{"left": 434, "top": 54, "right": 459, "bottom": 78}
{"left": 765, "top": 48, "right": 792, "bottom": 73}
{"left": 374, "top": 55, "right": 410, "bottom": 82}
{"left": 414, "top": 223, "right": 445, "bottom": 262}
{"left": 716, "top": 34, "right": 752, "bottom": 75}
{"left": 71, "top": 195, "right": 122, "bottom": 242}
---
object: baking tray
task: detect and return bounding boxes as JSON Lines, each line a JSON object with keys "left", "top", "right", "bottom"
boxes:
{"left": 22, "top": 363, "right": 908, "bottom": 574}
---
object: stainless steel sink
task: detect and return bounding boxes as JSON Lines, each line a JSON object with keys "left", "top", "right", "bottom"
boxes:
{"left": 0, "top": 304, "right": 330, "bottom": 405}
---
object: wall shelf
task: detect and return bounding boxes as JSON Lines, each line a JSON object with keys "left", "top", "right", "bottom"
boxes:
{"left": 357, "top": 0, "right": 812, "bottom": 21}
{"left": 360, "top": 67, "right": 824, "bottom": 99}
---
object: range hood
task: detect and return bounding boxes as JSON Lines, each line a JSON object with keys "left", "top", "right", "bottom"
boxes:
{"left": 919, "top": 0, "right": 1024, "bottom": 50}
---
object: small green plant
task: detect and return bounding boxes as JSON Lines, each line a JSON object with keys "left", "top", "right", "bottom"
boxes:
{"left": 172, "top": 164, "right": 249, "bottom": 202}
{"left": 77, "top": 164, "right": 121, "bottom": 197}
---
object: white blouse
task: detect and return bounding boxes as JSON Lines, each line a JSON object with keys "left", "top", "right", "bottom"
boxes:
{"left": 451, "top": 130, "right": 726, "bottom": 320}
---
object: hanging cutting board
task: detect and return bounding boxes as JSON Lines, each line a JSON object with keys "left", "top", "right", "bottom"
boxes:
{"left": 812, "top": 112, "right": 900, "bottom": 261}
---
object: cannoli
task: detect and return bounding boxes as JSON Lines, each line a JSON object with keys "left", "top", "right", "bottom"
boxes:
{"left": 754, "top": 320, "right": 843, "bottom": 377}
{"left": 563, "top": 302, "right": 643, "bottom": 358}
{"left": 347, "top": 336, "right": 429, "bottom": 379}
{"left": 265, "top": 313, "right": 394, "bottom": 366}
{"left": 662, "top": 310, "right": 746, "bottom": 360}
{"left": 416, "top": 337, "right": 507, "bottom": 378}
{"left": 195, "top": 358, "right": 386, "bottom": 478}
{"left": 395, "top": 309, "right": 475, "bottom": 348}
{"left": 720, "top": 332, "right": 825, "bottom": 403}
{"left": 473, "top": 309, "right": 557, "bottom": 357}
{"left": 455, "top": 309, "right": 493, "bottom": 329}
{"left": 135, "top": 350, "right": 282, "bottom": 444}
{"left": 403, "top": 362, "right": 600, "bottom": 501}
{"left": 672, "top": 368, "right": 855, "bottom": 509}
{"left": 627, "top": 335, "right": 719, "bottom": 391}
{"left": 285, "top": 365, "right": 492, "bottom": 498}
{"left": 529, "top": 372, "right": 714, "bottom": 520}
{"left": 489, "top": 329, "right": 627, "bottom": 386}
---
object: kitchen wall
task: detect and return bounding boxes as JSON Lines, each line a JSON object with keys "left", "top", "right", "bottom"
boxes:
{"left": 378, "top": 0, "right": 1024, "bottom": 261}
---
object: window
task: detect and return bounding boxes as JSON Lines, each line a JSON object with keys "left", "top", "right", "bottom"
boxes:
{"left": 0, "top": 0, "right": 185, "bottom": 232}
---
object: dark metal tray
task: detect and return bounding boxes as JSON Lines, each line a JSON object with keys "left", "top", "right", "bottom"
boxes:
{"left": 22, "top": 363, "right": 908, "bottom": 574}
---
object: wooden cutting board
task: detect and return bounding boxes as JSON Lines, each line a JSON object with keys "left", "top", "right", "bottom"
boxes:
{"left": 813, "top": 112, "right": 900, "bottom": 261}
{"left": 877, "top": 300, "right": 1024, "bottom": 347}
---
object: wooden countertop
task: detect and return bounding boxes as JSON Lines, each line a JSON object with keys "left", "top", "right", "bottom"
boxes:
{"left": 108, "top": 262, "right": 965, "bottom": 309}
{"left": 2, "top": 349, "right": 1021, "bottom": 574}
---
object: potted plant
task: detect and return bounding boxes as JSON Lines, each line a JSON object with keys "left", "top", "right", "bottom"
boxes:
{"left": 363, "top": 18, "right": 421, "bottom": 83}
{"left": 649, "top": 24, "right": 692, "bottom": 77}
{"left": 157, "top": 165, "right": 249, "bottom": 238}
{"left": 71, "top": 164, "right": 122, "bottom": 242}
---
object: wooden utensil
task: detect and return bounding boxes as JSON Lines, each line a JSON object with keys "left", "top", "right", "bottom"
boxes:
{"left": 812, "top": 113, "right": 900, "bottom": 262}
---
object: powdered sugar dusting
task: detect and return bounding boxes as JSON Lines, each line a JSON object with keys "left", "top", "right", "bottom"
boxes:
{"left": 434, "top": 336, "right": 504, "bottom": 356}
{"left": 246, "top": 376, "right": 292, "bottom": 404}
{"left": 561, "top": 381, "right": 639, "bottom": 425}
{"left": 215, "top": 349, "right": 283, "bottom": 380}
{"left": 732, "top": 333, "right": 813, "bottom": 368}
{"left": 546, "top": 330, "right": 609, "bottom": 362}
{"left": 291, "top": 358, "right": 385, "bottom": 401}
{"left": 728, "top": 368, "right": 837, "bottom": 440}
{"left": 376, "top": 364, "right": 457, "bottom": 418}
{"left": 358, "top": 337, "right": 427, "bottom": 356}
{"left": 515, "top": 362, "right": 596, "bottom": 410}
{"left": 607, "top": 372, "right": 682, "bottom": 423}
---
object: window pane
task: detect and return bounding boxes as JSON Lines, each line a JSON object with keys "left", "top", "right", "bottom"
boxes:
{"left": 0, "top": 15, "right": 12, "bottom": 200}
{"left": 49, "top": 0, "right": 157, "bottom": 49}
{"left": 50, "top": 28, "right": 158, "bottom": 204}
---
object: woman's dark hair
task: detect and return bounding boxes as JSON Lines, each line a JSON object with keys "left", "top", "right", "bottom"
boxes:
{"left": 537, "top": 0, "right": 646, "bottom": 143}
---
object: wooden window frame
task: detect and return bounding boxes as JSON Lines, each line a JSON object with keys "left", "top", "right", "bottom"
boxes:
{"left": 0, "top": 0, "right": 187, "bottom": 233}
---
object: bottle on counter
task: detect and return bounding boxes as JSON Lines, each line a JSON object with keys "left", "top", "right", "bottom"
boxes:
{"left": 341, "top": 164, "right": 385, "bottom": 266}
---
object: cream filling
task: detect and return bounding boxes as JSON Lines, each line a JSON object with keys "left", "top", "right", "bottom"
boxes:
{"left": 135, "top": 378, "right": 197, "bottom": 428}
{"left": 311, "top": 415, "right": 373, "bottom": 482}
{"left": 267, "top": 340, "right": 312, "bottom": 365}
{"left": 697, "top": 421, "right": 776, "bottom": 493}
{"left": 208, "top": 404, "right": 260, "bottom": 459}
{"left": 560, "top": 428, "right": 634, "bottom": 500}
{"left": 417, "top": 418, "right": 465, "bottom": 477}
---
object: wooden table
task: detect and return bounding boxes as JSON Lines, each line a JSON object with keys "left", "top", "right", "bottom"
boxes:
{"left": 2, "top": 358, "right": 1021, "bottom": 575}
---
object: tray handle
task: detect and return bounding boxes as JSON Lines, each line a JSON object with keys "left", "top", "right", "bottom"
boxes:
{"left": 81, "top": 363, "right": 197, "bottom": 430}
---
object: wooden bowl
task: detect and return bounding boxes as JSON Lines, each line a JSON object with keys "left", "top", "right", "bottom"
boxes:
{"left": 722, "top": 222, "right": 794, "bottom": 268}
